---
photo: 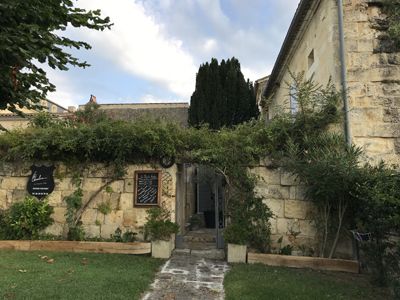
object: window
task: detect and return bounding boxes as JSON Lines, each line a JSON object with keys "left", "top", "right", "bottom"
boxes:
{"left": 290, "top": 84, "right": 298, "bottom": 115}
{"left": 308, "top": 49, "right": 315, "bottom": 69}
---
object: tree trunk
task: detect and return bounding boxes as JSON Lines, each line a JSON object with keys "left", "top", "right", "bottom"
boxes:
{"left": 328, "top": 199, "right": 347, "bottom": 259}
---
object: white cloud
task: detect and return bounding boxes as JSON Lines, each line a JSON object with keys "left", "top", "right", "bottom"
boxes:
{"left": 45, "top": 68, "right": 83, "bottom": 109}
{"left": 71, "top": 0, "right": 197, "bottom": 99}
{"left": 138, "top": 94, "right": 184, "bottom": 104}
{"left": 203, "top": 39, "right": 218, "bottom": 53}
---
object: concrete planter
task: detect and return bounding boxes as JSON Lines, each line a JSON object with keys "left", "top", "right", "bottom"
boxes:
{"left": 227, "top": 243, "right": 247, "bottom": 263}
{"left": 151, "top": 239, "right": 173, "bottom": 259}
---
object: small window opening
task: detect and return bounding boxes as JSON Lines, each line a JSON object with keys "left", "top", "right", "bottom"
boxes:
{"left": 308, "top": 49, "right": 315, "bottom": 69}
{"left": 290, "top": 84, "right": 298, "bottom": 115}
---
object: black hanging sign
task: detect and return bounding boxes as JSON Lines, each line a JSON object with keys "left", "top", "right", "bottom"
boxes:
{"left": 134, "top": 171, "right": 161, "bottom": 206}
{"left": 27, "top": 165, "right": 55, "bottom": 199}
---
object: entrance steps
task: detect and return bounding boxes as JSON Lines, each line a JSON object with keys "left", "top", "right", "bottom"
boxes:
{"left": 175, "top": 228, "right": 225, "bottom": 260}
{"left": 173, "top": 248, "right": 225, "bottom": 260}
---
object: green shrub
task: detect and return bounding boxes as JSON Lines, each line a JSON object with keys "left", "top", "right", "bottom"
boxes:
{"left": 355, "top": 163, "right": 400, "bottom": 288}
{"left": 0, "top": 196, "right": 54, "bottom": 239}
{"left": 143, "top": 207, "right": 179, "bottom": 241}
{"left": 111, "top": 227, "right": 137, "bottom": 243}
{"left": 224, "top": 191, "right": 273, "bottom": 252}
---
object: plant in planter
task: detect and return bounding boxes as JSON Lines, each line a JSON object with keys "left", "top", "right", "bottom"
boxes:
{"left": 224, "top": 223, "right": 250, "bottom": 263}
{"left": 143, "top": 206, "right": 179, "bottom": 258}
{"left": 224, "top": 191, "right": 273, "bottom": 263}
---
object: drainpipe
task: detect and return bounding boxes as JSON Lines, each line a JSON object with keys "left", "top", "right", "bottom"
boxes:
{"left": 337, "top": 0, "right": 351, "bottom": 146}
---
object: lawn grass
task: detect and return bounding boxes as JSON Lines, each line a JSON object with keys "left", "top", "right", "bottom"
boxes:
{"left": 0, "top": 250, "right": 163, "bottom": 300}
{"left": 224, "top": 263, "right": 392, "bottom": 300}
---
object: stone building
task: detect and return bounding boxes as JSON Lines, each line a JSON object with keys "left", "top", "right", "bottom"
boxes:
{"left": 0, "top": 99, "right": 70, "bottom": 131}
{"left": 261, "top": 0, "right": 400, "bottom": 165}
{"left": 252, "top": 0, "right": 400, "bottom": 256}
{"left": 79, "top": 99, "right": 189, "bottom": 128}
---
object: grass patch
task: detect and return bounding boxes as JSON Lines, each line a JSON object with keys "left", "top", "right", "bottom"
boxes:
{"left": 0, "top": 250, "right": 163, "bottom": 300}
{"left": 224, "top": 263, "right": 392, "bottom": 300}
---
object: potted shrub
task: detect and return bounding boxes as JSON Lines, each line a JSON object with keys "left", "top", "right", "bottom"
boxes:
{"left": 224, "top": 222, "right": 249, "bottom": 263}
{"left": 144, "top": 206, "right": 179, "bottom": 259}
{"left": 224, "top": 193, "right": 273, "bottom": 263}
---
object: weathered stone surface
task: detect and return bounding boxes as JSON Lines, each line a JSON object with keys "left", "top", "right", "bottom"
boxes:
{"left": 0, "top": 163, "right": 177, "bottom": 242}
{"left": 82, "top": 178, "right": 106, "bottom": 192}
{"left": 81, "top": 208, "right": 98, "bottom": 225}
{"left": 1, "top": 177, "right": 27, "bottom": 190}
{"left": 109, "top": 180, "right": 124, "bottom": 193}
{"left": 123, "top": 209, "right": 137, "bottom": 226}
{"left": 0, "top": 163, "right": 13, "bottom": 176}
{"left": 52, "top": 207, "right": 67, "bottom": 223}
{"left": 284, "top": 200, "right": 311, "bottom": 219}
{"left": 263, "top": 199, "right": 284, "bottom": 218}
{"left": 299, "top": 220, "right": 317, "bottom": 238}
{"left": 280, "top": 172, "right": 299, "bottom": 186}
{"left": 276, "top": 218, "right": 288, "bottom": 235}
{"left": 294, "top": 185, "right": 307, "bottom": 201}
{"left": 256, "top": 184, "right": 290, "bottom": 199}
{"left": 54, "top": 178, "right": 73, "bottom": 191}
{"left": 101, "top": 192, "right": 120, "bottom": 210}
{"left": 269, "top": 218, "right": 277, "bottom": 234}
{"left": 119, "top": 193, "right": 133, "bottom": 210}
{"left": 0, "top": 189, "right": 7, "bottom": 209}
{"left": 251, "top": 167, "right": 281, "bottom": 185}
{"left": 124, "top": 178, "right": 134, "bottom": 193}
{"left": 47, "top": 191, "right": 62, "bottom": 206}
{"left": 100, "top": 224, "right": 118, "bottom": 239}
{"left": 12, "top": 189, "right": 27, "bottom": 202}
{"left": 104, "top": 210, "right": 124, "bottom": 226}
{"left": 43, "top": 223, "right": 64, "bottom": 236}
{"left": 83, "top": 225, "right": 101, "bottom": 238}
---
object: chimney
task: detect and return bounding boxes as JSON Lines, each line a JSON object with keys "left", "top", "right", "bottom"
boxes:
{"left": 89, "top": 94, "right": 97, "bottom": 103}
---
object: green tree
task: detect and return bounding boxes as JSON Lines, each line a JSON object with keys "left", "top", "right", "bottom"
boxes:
{"left": 189, "top": 57, "right": 259, "bottom": 129}
{"left": 0, "top": 0, "right": 112, "bottom": 113}
{"left": 383, "top": 0, "right": 400, "bottom": 49}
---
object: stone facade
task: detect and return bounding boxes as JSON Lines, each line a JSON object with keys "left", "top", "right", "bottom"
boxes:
{"left": 79, "top": 102, "right": 190, "bottom": 128}
{"left": 263, "top": 0, "right": 400, "bottom": 165}
{"left": 251, "top": 164, "right": 317, "bottom": 254}
{"left": 0, "top": 163, "right": 177, "bottom": 240}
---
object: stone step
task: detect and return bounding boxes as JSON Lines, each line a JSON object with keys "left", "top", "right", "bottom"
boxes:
{"left": 180, "top": 241, "right": 217, "bottom": 250}
{"left": 183, "top": 231, "right": 216, "bottom": 243}
{"left": 173, "top": 248, "right": 225, "bottom": 260}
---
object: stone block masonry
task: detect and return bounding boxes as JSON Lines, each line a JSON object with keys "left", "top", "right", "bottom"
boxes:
{"left": 251, "top": 165, "right": 318, "bottom": 253}
{"left": 0, "top": 163, "right": 177, "bottom": 240}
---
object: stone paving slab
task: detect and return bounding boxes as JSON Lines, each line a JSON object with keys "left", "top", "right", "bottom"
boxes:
{"left": 141, "top": 253, "right": 229, "bottom": 300}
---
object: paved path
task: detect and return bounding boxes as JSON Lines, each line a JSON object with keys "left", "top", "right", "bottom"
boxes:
{"left": 141, "top": 253, "right": 229, "bottom": 300}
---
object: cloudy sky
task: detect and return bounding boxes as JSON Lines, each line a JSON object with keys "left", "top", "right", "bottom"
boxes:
{"left": 47, "top": 0, "right": 300, "bottom": 108}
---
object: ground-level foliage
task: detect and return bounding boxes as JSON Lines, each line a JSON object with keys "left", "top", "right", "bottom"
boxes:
{"left": 0, "top": 196, "right": 54, "bottom": 240}
{"left": 224, "top": 263, "right": 393, "bottom": 300}
{"left": 0, "top": 250, "right": 162, "bottom": 300}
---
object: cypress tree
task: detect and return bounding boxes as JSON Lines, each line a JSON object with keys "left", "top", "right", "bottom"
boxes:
{"left": 189, "top": 57, "right": 259, "bottom": 129}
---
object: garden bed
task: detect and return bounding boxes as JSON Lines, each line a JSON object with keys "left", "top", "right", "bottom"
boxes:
{"left": 247, "top": 252, "right": 359, "bottom": 273}
{"left": 0, "top": 240, "right": 151, "bottom": 255}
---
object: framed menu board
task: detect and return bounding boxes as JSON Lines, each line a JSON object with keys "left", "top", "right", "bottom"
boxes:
{"left": 134, "top": 171, "right": 161, "bottom": 206}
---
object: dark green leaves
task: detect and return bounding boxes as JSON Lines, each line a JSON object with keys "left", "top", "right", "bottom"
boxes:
{"left": 0, "top": 0, "right": 112, "bottom": 112}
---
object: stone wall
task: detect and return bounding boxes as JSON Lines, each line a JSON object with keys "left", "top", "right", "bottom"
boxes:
{"left": 252, "top": 162, "right": 352, "bottom": 257}
{"left": 0, "top": 163, "right": 177, "bottom": 240}
{"left": 267, "top": 0, "right": 400, "bottom": 165}
{"left": 344, "top": 0, "right": 400, "bottom": 165}
{"left": 251, "top": 164, "right": 317, "bottom": 254}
